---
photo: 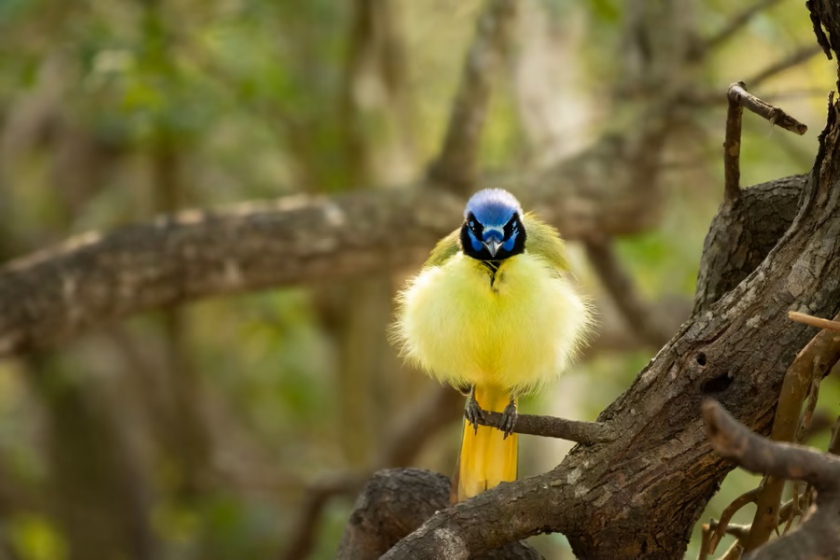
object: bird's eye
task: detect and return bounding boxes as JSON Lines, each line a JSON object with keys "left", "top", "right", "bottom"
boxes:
{"left": 469, "top": 221, "right": 475, "bottom": 229}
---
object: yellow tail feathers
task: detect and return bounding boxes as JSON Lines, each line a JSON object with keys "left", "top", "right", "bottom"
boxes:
{"left": 454, "top": 385, "right": 518, "bottom": 502}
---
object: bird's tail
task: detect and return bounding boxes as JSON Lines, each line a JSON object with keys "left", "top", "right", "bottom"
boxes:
{"left": 453, "top": 385, "right": 518, "bottom": 502}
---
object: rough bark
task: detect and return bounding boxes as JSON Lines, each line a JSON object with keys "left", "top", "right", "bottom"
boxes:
{"left": 693, "top": 175, "right": 804, "bottom": 313}
{"left": 337, "top": 469, "right": 542, "bottom": 560}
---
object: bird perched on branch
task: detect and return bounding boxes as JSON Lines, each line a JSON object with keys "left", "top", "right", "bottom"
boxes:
{"left": 393, "top": 188, "right": 592, "bottom": 502}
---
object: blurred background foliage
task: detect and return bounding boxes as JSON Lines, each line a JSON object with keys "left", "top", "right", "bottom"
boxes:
{"left": 0, "top": 0, "right": 837, "bottom": 559}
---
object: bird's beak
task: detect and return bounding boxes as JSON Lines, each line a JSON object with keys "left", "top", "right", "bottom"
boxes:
{"left": 483, "top": 240, "right": 501, "bottom": 258}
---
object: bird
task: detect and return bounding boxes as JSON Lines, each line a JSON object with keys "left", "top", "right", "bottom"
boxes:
{"left": 393, "top": 188, "right": 593, "bottom": 502}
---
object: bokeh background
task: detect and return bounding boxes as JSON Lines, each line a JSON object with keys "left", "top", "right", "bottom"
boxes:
{"left": 0, "top": 0, "right": 837, "bottom": 559}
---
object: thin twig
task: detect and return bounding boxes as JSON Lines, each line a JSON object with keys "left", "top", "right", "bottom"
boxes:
{"left": 789, "top": 310, "right": 840, "bottom": 332}
{"left": 780, "top": 484, "right": 801, "bottom": 536}
{"left": 723, "top": 82, "right": 808, "bottom": 203}
{"left": 475, "top": 409, "right": 616, "bottom": 444}
{"left": 704, "top": 400, "right": 840, "bottom": 560}
{"left": 718, "top": 540, "right": 745, "bottom": 560}
{"left": 584, "top": 239, "right": 673, "bottom": 347}
{"left": 709, "top": 488, "right": 759, "bottom": 554}
{"left": 729, "top": 83, "right": 809, "bottom": 135}
{"left": 426, "top": 0, "right": 518, "bottom": 194}
{"left": 699, "top": 522, "right": 713, "bottom": 560}
{"left": 724, "top": 86, "right": 745, "bottom": 201}
{"left": 794, "top": 374, "right": 821, "bottom": 444}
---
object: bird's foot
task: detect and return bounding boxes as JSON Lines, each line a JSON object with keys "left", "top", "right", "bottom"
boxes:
{"left": 500, "top": 400, "right": 518, "bottom": 439}
{"left": 465, "top": 389, "right": 484, "bottom": 434}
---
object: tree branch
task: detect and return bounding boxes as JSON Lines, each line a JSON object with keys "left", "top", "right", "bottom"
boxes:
{"left": 0, "top": 113, "right": 690, "bottom": 360}
{"left": 475, "top": 410, "right": 616, "bottom": 445}
{"left": 337, "top": 469, "right": 542, "bottom": 560}
{"left": 745, "top": 310, "right": 840, "bottom": 551}
{"left": 724, "top": 83, "right": 808, "bottom": 202}
{"left": 729, "top": 83, "right": 809, "bottom": 135}
{"left": 703, "top": 399, "right": 840, "bottom": 560}
{"left": 426, "top": 0, "right": 517, "bottom": 194}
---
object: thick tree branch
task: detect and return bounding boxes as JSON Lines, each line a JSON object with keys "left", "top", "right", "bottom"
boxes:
{"left": 426, "top": 0, "right": 517, "bottom": 194}
{"left": 337, "top": 469, "right": 542, "bottom": 560}
{"left": 693, "top": 174, "right": 803, "bottom": 314}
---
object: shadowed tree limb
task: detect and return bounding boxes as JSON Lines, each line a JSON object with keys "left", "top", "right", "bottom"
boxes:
{"left": 337, "top": 469, "right": 542, "bottom": 560}
{"left": 744, "top": 310, "right": 840, "bottom": 551}
{"left": 703, "top": 400, "right": 840, "bottom": 560}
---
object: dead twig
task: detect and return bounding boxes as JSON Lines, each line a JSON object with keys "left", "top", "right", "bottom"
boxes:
{"left": 729, "top": 83, "right": 809, "bottom": 135}
{"left": 708, "top": 488, "right": 759, "bottom": 554}
{"left": 789, "top": 310, "right": 840, "bottom": 332}
{"left": 723, "top": 82, "right": 807, "bottom": 203}
{"left": 724, "top": 86, "right": 745, "bottom": 201}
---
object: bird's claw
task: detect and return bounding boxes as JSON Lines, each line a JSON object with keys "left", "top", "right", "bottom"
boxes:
{"left": 465, "top": 397, "right": 484, "bottom": 434}
{"left": 500, "top": 401, "right": 518, "bottom": 439}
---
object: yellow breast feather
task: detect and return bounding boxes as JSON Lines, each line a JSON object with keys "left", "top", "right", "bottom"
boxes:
{"left": 394, "top": 249, "right": 591, "bottom": 394}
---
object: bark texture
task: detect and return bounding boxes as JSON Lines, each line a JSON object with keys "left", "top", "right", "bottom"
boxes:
{"left": 338, "top": 469, "right": 542, "bottom": 560}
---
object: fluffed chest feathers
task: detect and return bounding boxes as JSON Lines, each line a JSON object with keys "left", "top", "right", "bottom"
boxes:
{"left": 395, "top": 252, "right": 591, "bottom": 393}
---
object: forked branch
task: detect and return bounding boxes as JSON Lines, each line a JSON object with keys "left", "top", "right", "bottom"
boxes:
{"left": 724, "top": 82, "right": 808, "bottom": 201}
{"left": 703, "top": 400, "right": 840, "bottom": 560}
